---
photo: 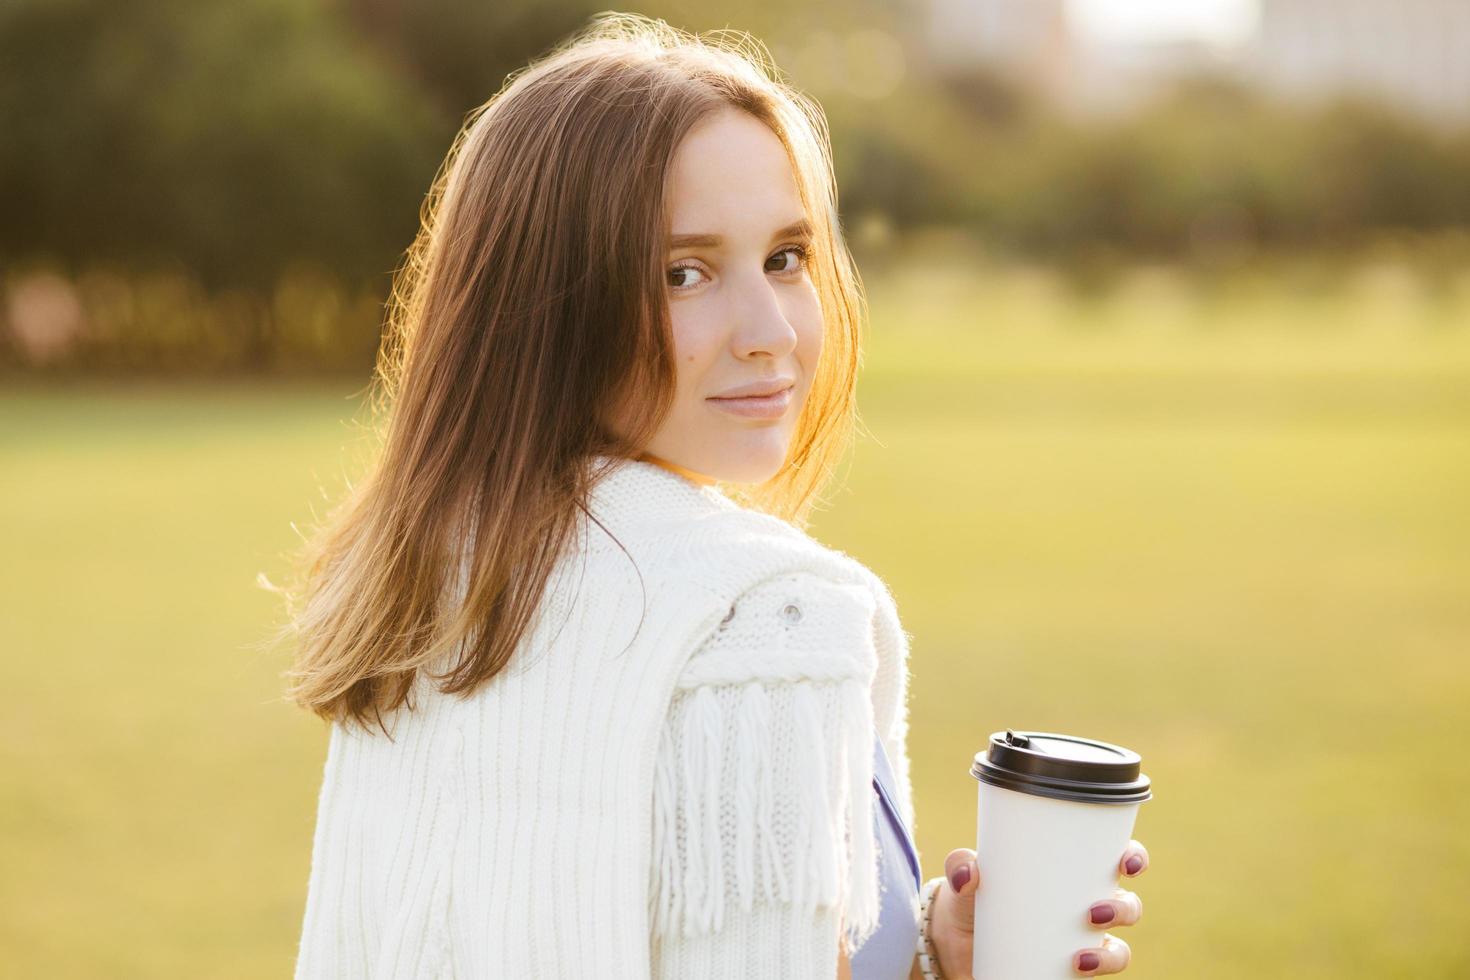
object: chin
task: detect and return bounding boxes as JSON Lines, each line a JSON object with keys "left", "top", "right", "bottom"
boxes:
{"left": 703, "top": 439, "right": 791, "bottom": 486}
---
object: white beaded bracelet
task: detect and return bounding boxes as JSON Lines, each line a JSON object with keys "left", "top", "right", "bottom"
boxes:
{"left": 916, "top": 875, "right": 947, "bottom": 980}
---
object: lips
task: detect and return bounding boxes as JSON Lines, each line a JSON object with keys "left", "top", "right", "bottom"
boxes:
{"left": 708, "top": 377, "right": 796, "bottom": 400}
{"left": 706, "top": 385, "right": 794, "bottom": 420}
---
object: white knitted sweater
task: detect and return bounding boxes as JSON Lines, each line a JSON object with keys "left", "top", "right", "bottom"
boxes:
{"left": 293, "top": 455, "right": 917, "bottom": 978}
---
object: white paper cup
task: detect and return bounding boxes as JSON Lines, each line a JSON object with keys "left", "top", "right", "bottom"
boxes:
{"left": 970, "top": 730, "right": 1152, "bottom": 979}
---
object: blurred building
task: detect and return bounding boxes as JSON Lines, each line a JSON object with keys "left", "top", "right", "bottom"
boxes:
{"left": 1060, "top": 37, "right": 1240, "bottom": 116}
{"left": 1249, "top": 0, "right": 1470, "bottom": 124}
{"left": 924, "top": 0, "right": 1247, "bottom": 117}
{"left": 924, "top": 0, "right": 1470, "bottom": 125}
{"left": 923, "top": 0, "right": 1076, "bottom": 103}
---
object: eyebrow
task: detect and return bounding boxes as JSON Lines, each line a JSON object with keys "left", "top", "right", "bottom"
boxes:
{"left": 668, "top": 217, "right": 813, "bottom": 251}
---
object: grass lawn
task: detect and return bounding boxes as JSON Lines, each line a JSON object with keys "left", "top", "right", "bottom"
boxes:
{"left": 3, "top": 255, "right": 1467, "bottom": 977}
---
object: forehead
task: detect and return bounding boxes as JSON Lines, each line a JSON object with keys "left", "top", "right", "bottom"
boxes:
{"left": 665, "top": 108, "right": 805, "bottom": 238}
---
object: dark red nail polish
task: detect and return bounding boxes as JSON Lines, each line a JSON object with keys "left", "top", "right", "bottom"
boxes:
{"left": 949, "top": 864, "right": 971, "bottom": 892}
{"left": 1078, "top": 952, "right": 1100, "bottom": 972}
{"left": 1089, "top": 904, "right": 1114, "bottom": 924}
{"left": 1125, "top": 856, "right": 1143, "bottom": 875}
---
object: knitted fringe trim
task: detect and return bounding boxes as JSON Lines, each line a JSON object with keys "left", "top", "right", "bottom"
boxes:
{"left": 650, "top": 676, "right": 880, "bottom": 953}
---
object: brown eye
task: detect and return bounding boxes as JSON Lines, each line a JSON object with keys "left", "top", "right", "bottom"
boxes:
{"left": 668, "top": 264, "right": 706, "bottom": 291}
{"left": 767, "top": 244, "right": 809, "bottom": 274}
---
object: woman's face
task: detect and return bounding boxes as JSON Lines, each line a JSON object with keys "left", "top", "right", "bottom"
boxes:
{"left": 633, "top": 107, "right": 823, "bottom": 486}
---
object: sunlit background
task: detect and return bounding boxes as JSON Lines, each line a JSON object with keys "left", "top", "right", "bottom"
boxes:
{"left": 3, "top": 1, "right": 1467, "bottom": 976}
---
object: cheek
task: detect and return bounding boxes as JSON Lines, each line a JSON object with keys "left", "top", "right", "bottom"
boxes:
{"left": 796, "top": 289, "right": 823, "bottom": 367}
{"left": 668, "top": 306, "right": 723, "bottom": 388}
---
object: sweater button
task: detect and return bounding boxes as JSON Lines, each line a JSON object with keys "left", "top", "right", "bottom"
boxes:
{"left": 780, "top": 602, "right": 802, "bottom": 624}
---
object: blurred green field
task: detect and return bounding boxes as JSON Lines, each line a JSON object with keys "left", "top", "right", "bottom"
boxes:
{"left": 3, "top": 256, "right": 1468, "bottom": 978}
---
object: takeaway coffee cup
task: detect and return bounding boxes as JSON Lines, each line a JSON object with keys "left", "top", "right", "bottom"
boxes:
{"left": 970, "top": 730, "right": 1152, "bottom": 979}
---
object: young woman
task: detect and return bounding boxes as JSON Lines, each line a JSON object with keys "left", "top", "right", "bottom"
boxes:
{"left": 280, "top": 13, "right": 1149, "bottom": 979}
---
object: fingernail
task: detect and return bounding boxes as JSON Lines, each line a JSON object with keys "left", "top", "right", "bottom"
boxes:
{"left": 949, "top": 862, "right": 971, "bottom": 892}
{"left": 1078, "top": 951, "right": 1101, "bottom": 972}
{"left": 1125, "top": 856, "right": 1143, "bottom": 875}
{"left": 1089, "top": 903, "right": 1114, "bottom": 925}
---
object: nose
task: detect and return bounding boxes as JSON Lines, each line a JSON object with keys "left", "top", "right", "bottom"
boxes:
{"left": 729, "top": 271, "right": 799, "bottom": 358}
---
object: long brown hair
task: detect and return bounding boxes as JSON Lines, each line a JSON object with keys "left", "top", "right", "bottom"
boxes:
{"left": 264, "top": 12, "right": 870, "bottom": 734}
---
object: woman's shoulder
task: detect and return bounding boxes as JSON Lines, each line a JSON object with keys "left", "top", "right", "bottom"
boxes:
{"left": 674, "top": 505, "right": 890, "bottom": 603}
{"left": 651, "top": 565, "right": 887, "bottom": 953}
{"left": 582, "top": 452, "right": 890, "bottom": 600}
{"left": 571, "top": 506, "right": 884, "bottom": 629}
{"left": 673, "top": 569, "right": 880, "bottom": 691}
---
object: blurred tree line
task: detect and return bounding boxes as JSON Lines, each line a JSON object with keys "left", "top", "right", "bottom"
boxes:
{"left": 2, "top": 0, "right": 1467, "bottom": 375}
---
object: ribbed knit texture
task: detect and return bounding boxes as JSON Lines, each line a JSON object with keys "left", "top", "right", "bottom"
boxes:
{"left": 293, "top": 455, "right": 917, "bottom": 978}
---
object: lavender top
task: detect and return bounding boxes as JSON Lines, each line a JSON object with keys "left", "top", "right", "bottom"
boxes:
{"left": 850, "top": 729, "right": 922, "bottom": 979}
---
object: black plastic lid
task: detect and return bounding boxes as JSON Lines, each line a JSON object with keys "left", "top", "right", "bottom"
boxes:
{"left": 970, "top": 729, "right": 1152, "bottom": 805}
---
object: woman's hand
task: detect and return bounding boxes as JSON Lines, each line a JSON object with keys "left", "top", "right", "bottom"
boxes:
{"left": 927, "top": 839, "right": 1150, "bottom": 977}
